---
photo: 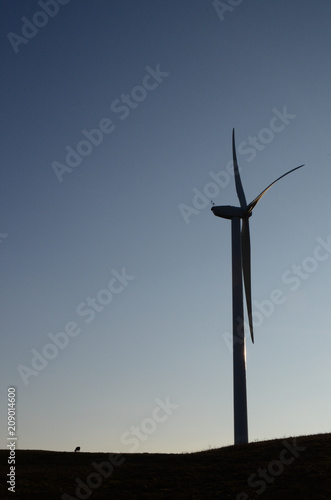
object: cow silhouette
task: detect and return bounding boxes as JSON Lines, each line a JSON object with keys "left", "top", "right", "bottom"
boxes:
{"left": 74, "top": 446, "right": 80, "bottom": 452}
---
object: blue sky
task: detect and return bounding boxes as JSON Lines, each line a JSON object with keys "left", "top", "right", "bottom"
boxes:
{"left": 1, "top": 0, "right": 331, "bottom": 454}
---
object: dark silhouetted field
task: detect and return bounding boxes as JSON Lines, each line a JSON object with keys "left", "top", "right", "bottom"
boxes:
{"left": 1, "top": 433, "right": 331, "bottom": 499}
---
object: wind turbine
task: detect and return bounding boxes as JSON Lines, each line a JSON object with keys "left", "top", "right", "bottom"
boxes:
{"left": 211, "top": 129, "right": 304, "bottom": 445}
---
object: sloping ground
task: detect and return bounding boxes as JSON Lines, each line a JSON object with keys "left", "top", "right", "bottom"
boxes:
{"left": 1, "top": 433, "right": 331, "bottom": 499}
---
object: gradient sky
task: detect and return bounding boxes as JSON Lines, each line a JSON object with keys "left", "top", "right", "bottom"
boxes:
{"left": 1, "top": 0, "right": 331, "bottom": 454}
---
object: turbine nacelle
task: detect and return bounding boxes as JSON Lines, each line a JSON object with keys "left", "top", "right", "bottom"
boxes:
{"left": 211, "top": 205, "right": 251, "bottom": 220}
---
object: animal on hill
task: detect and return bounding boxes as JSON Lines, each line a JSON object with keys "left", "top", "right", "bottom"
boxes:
{"left": 74, "top": 446, "right": 80, "bottom": 452}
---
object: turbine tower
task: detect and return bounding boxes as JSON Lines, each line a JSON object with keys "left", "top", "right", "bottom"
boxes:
{"left": 211, "top": 129, "right": 304, "bottom": 445}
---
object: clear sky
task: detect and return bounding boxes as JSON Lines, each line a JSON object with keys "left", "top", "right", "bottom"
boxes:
{"left": 1, "top": 0, "right": 331, "bottom": 454}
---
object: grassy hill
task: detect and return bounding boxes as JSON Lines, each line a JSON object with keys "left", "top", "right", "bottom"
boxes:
{"left": 1, "top": 433, "right": 331, "bottom": 499}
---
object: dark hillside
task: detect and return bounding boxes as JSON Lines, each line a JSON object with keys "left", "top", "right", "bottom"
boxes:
{"left": 1, "top": 433, "right": 331, "bottom": 499}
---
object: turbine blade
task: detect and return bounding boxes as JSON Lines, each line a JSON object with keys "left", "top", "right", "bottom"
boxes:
{"left": 247, "top": 164, "right": 305, "bottom": 213}
{"left": 232, "top": 129, "right": 247, "bottom": 209}
{"left": 241, "top": 218, "right": 254, "bottom": 343}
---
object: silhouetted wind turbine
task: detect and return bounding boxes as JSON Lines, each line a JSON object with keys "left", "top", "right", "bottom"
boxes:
{"left": 211, "top": 129, "right": 304, "bottom": 445}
